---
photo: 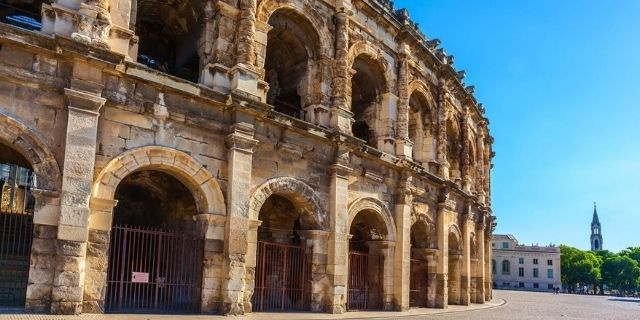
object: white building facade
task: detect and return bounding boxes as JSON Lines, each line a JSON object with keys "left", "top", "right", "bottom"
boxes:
{"left": 491, "top": 235, "right": 561, "bottom": 292}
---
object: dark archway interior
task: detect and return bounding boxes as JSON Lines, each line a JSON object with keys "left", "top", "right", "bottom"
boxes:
{"left": 134, "top": 0, "right": 202, "bottom": 82}
{"left": 0, "top": 143, "right": 35, "bottom": 213}
{"left": 349, "top": 209, "right": 387, "bottom": 252}
{"left": 351, "top": 55, "right": 385, "bottom": 146}
{"left": 113, "top": 170, "right": 197, "bottom": 231}
{"left": 265, "top": 9, "right": 319, "bottom": 118}
{"left": 410, "top": 222, "right": 431, "bottom": 250}
{"left": 0, "top": 0, "right": 47, "bottom": 30}
{"left": 257, "top": 194, "right": 306, "bottom": 245}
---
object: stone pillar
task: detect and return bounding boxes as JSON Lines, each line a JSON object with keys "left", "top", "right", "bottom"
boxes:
{"left": 436, "top": 81, "right": 449, "bottom": 180}
{"left": 474, "top": 216, "right": 486, "bottom": 304}
{"left": 484, "top": 217, "right": 493, "bottom": 301}
{"left": 52, "top": 81, "right": 105, "bottom": 314}
{"left": 425, "top": 249, "right": 438, "bottom": 308}
{"left": 26, "top": 190, "right": 60, "bottom": 313}
{"left": 460, "top": 108, "right": 472, "bottom": 193}
{"left": 377, "top": 93, "right": 398, "bottom": 154}
{"left": 459, "top": 211, "right": 471, "bottom": 306}
{"left": 395, "top": 44, "right": 412, "bottom": 159}
{"left": 195, "top": 214, "right": 227, "bottom": 314}
{"left": 82, "top": 197, "right": 117, "bottom": 313}
{"left": 200, "top": 2, "right": 241, "bottom": 93}
{"left": 330, "top": 2, "right": 354, "bottom": 134}
{"left": 229, "top": 0, "right": 265, "bottom": 101}
{"left": 476, "top": 126, "right": 486, "bottom": 204}
{"left": 221, "top": 120, "right": 258, "bottom": 315}
{"left": 326, "top": 149, "right": 352, "bottom": 313}
{"left": 298, "top": 230, "right": 331, "bottom": 312}
{"left": 393, "top": 174, "right": 411, "bottom": 311}
{"left": 106, "top": 0, "right": 135, "bottom": 56}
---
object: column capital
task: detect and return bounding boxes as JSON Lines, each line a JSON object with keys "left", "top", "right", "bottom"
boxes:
{"left": 64, "top": 88, "right": 106, "bottom": 115}
{"left": 225, "top": 123, "right": 258, "bottom": 152}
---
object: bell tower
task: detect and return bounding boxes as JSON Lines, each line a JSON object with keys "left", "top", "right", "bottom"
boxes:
{"left": 590, "top": 202, "right": 603, "bottom": 251}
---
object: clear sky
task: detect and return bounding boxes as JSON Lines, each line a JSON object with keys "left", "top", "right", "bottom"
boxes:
{"left": 395, "top": 0, "right": 640, "bottom": 252}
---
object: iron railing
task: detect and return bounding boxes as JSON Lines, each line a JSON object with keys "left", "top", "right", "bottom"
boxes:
{"left": 347, "top": 251, "right": 383, "bottom": 311}
{"left": 0, "top": 209, "right": 33, "bottom": 310}
{"left": 105, "top": 225, "right": 203, "bottom": 314}
{"left": 252, "top": 241, "right": 310, "bottom": 312}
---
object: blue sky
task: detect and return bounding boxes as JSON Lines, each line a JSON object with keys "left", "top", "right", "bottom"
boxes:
{"left": 396, "top": 0, "right": 640, "bottom": 252}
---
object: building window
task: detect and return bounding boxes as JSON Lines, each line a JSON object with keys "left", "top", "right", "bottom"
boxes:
{"left": 533, "top": 268, "right": 539, "bottom": 278}
{"left": 533, "top": 258, "right": 539, "bottom": 265}
{"left": 519, "top": 282, "right": 525, "bottom": 288}
{"left": 492, "top": 242, "right": 495, "bottom": 248}
{"left": 548, "top": 284, "right": 554, "bottom": 290}
{"left": 502, "top": 260, "right": 510, "bottom": 274}
{"left": 518, "top": 267, "right": 524, "bottom": 277}
{"left": 492, "top": 259, "right": 496, "bottom": 274}
{"left": 518, "top": 257, "right": 524, "bottom": 264}
{"left": 547, "top": 269, "right": 553, "bottom": 279}
{"left": 547, "top": 259, "right": 553, "bottom": 266}
{"left": 502, "top": 242, "right": 509, "bottom": 249}
{"left": 533, "top": 283, "right": 539, "bottom": 289}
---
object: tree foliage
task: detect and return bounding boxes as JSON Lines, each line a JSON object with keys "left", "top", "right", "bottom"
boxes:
{"left": 560, "top": 245, "right": 640, "bottom": 294}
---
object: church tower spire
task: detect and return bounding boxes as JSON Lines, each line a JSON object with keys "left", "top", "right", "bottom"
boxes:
{"left": 590, "top": 202, "right": 603, "bottom": 251}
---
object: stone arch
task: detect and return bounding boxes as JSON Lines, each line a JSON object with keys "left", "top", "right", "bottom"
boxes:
{"left": 347, "top": 41, "right": 393, "bottom": 94}
{"left": 0, "top": 111, "right": 61, "bottom": 192}
{"left": 256, "top": 0, "right": 333, "bottom": 57}
{"left": 448, "top": 224, "right": 462, "bottom": 252}
{"left": 249, "top": 176, "right": 328, "bottom": 231}
{"left": 408, "top": 80, "right": 437, "bottom": 122}
{"left": 92, "top": 146, "right": 225, "bottom": 216}
{"left": 347, "top": 197, "right": 396, "bottom": 241}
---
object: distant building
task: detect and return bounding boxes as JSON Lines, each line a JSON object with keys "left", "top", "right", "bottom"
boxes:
{"left": 590, "top": 203, "right": 603, "bottom": 251}
{"left": 491, "top": 234, "right": 562, "bottom": 292}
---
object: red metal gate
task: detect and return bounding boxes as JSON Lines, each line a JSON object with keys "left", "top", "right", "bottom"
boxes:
{"left": 409, "top": 258, "right": 428, "bottom": 307}
{"left": 0, "top": 209, "right": 32, "bottom": 310}
{"left": 252, "top": 241, "right": 310, "bottom": 312}
{"left": 348, "top": 251, "right": 383, "bottom": 311}
{"left": 105, "top": 225, "right": 203, "bottom": 313}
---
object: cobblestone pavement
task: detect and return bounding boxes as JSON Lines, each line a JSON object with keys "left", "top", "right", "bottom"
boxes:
{"left": 1, "top": 290, "right": 638, "bottom": 319}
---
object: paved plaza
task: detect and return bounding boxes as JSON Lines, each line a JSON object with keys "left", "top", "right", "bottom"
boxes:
{"left": 1, "top": 290, "right": 639, "bottom": 320}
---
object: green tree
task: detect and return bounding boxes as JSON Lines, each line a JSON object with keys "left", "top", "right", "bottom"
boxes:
{"left": 601, "top": 255, "right": 640, "bottom": 295}
{"left": 561, "top": 245, "right": 601, "bottom": 293}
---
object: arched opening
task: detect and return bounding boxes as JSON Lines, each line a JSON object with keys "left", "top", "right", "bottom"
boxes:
{"left": 0, "top": 143, "right": 35, "bottom": 310}
{"left": 133, "top": 0, "right": 203, "bottom": 82}
{"left": 409, "top": 221, "right": 431, "bottom": 308}
{"left": 447, "top": 231, "right": 461, "bottom": 305}
{"left": 351, "top": 55, "right": 386, "bottom": 147}
{"left": 594, "top": 239, "right": 599, "bottom": 250}
{"left": 264, "top": 9, "right": 320, "bottom": 119}
{"left": 0, "top": 0, "right": 48, "bottom": 31}
{"left": 446, "top": 117, "right": 461, "bottom": 183}
{"left": 105, "top": 170, "right": 203, "bottom": 314}
{"left": 253, "top": 194, "right": 314, "bottom": 312}
{"left": 408, "top": 91, "right": 436, "bottom": 163}
{"left": 348, "top": 209, "right": 389, "bottom": 311}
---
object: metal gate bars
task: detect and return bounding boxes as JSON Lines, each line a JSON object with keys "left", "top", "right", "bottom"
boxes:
{"left": 252, "top": 241, "right": 310, "bottom": 312}
{"left": 0, "top": 210, "right": 33, "bottom": 310}
{"left": 409, "top": 258, "right": 428, "bottom": 307}
{"left": 348, "top": 251, "right": 383, "bottom": 311}
{"left": 105, "top": 225, "right": 203, "bottom": 314}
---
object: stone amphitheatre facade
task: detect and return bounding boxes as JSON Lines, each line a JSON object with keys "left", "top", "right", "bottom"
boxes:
{"left": 0, "top": 0, "right": 494, "bottom": 315}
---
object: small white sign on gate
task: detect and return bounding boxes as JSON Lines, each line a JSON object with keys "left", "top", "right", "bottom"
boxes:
{"left": 131, "top": 272, "right": 150, "bottom": 283}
